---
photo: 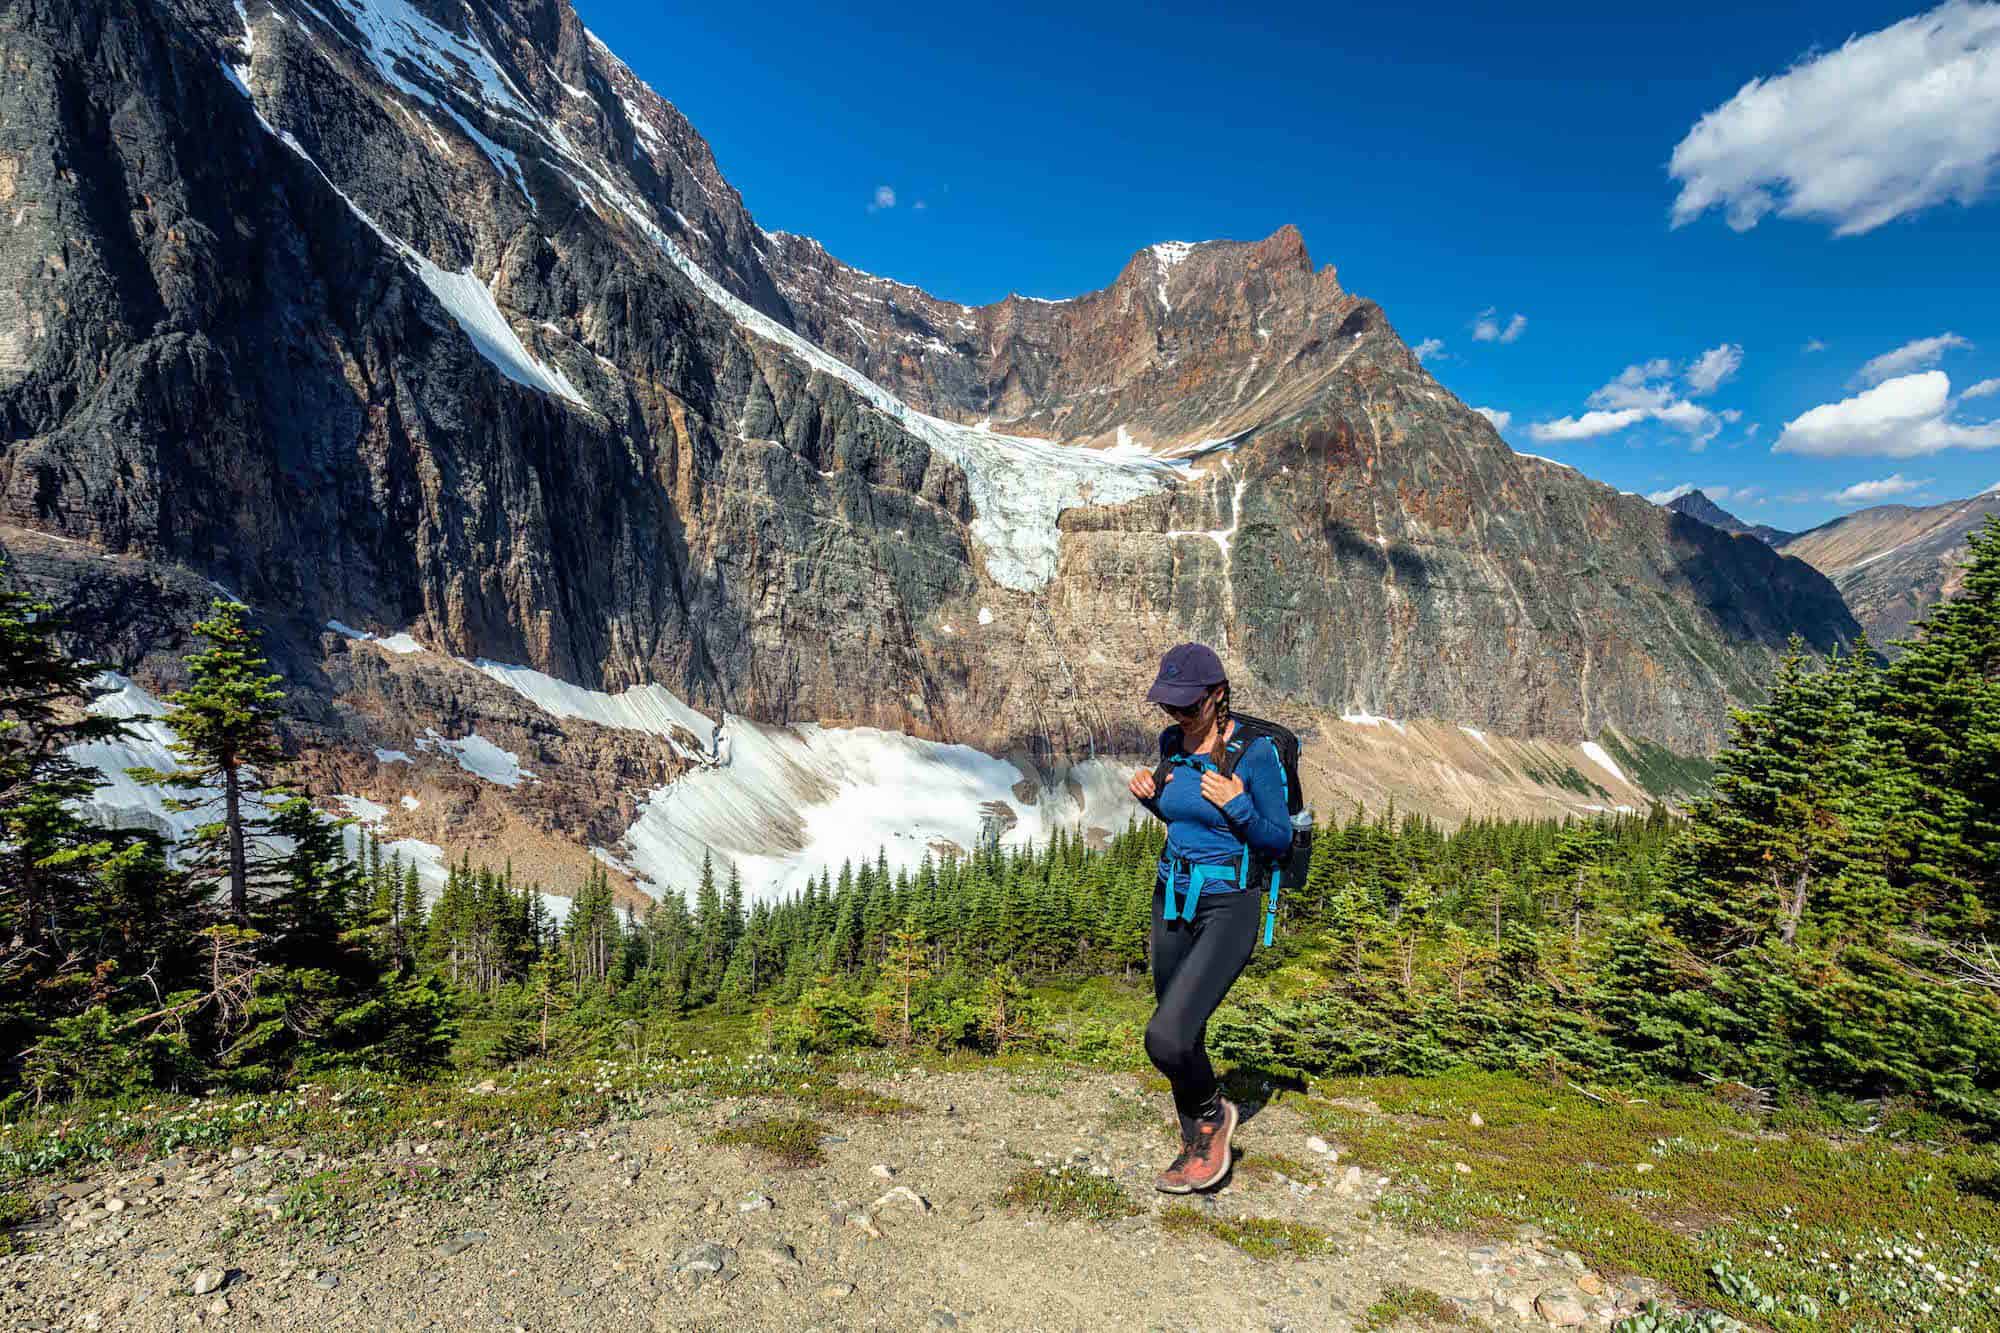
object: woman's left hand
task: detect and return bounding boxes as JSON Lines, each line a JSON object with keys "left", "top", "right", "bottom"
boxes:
{"left": 1199, "top": 770, "right": 1245, "bottom": 807}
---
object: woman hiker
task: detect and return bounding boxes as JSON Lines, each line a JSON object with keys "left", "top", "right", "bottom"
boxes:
{"left": 1127, "top": 642, "right": 1292, "bottom": 1192}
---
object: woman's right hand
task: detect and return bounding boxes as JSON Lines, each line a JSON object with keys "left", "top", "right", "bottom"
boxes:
{"left": 1129, "top": 767, "right": 1159, "bottom": 800}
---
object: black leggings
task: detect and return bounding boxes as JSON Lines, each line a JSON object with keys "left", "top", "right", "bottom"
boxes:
{"left": 1145, "top": 884, "right": 1259, "bottom": 1142}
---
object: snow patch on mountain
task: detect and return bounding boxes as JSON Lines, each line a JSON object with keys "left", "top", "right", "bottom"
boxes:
{"left": 467, "top": 659, "right": 718, "bottom": 762}
{"left": 416, "top": 730, "right": 531, "bottom": 787}
{"left": 617, "top": 717, "right": 1141, "bottom": 904}
{"left": 66, "top": 675, "right": 222, "bottom": 842}
{"left": 1150, "top": 240, "right": 1194, "bottom": 312}
{"left": 1579, "top": 741, "right": 1628, "bottom": 786}
{"left": 216, "top": 62, "right": 583, "bottom": 405}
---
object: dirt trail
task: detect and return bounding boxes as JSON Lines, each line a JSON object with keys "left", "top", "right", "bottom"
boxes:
{"left": 6, "top": 1067, "right": 1682, "bottom": 1331}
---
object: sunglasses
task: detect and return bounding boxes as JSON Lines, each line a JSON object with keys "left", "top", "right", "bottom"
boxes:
{"left": 1157, "top": 696, "right": 1211, "bottom": 719}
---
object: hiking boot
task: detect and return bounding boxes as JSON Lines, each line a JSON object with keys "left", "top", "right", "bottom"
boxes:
{"left": 1154, "top": 1097, "right": 1237, "bottom": 1193}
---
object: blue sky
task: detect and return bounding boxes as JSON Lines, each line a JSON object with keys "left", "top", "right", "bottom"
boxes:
{"left": 575, "top": 0, "right": 2000, "bottom": 533}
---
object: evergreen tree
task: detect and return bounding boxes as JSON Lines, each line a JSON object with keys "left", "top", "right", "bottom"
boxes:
{"left": 135, "top": 601, "right": 286, "bottom": 923}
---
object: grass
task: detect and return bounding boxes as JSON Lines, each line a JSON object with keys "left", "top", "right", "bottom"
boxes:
{"left": 997, "top": 1162, "right": 1140, "bottom": 1222}
{"left": 1359, "top": 1282, "right": 1474, "bottom": 1330}
{"left": 708, "top": 1115, "right": 828, "bottom": 1168}
{"left": 1159, "top": 1203, "right": 1342, "bottom": 1260}
{"left": 1299, "top": 1068, "right": 2000, "bottom": 1331}
{"left": 795, "top": 1085, "right": 918, "bottom": 1116}
{"left": 1234, "top": 1149, "right": 1320, "bottom": 1183}
{"left": 0, "top": 1051, "right": 887, "bottom": 1196}
{"left": 1100, "top": 1085, "right": 1175, "bottom": 1140}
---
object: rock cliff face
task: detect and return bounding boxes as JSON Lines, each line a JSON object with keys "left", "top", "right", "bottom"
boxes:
{"left": 0, "top": 0, "right": 1859, "bottom": 891}
{"left": 1780, "top": 489, "right": 2000, "bottom": 649}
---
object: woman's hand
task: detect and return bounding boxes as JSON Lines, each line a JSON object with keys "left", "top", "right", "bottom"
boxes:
{"left": 1129, "top": 767, "right": 1162, "bottom": 800}
{"left": 1200, "top": 770, "right": 1245, "bottom": 808}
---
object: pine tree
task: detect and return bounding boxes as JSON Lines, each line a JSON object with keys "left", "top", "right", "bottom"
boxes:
{"left": 135, "top": 601, "right": 286, "bottom": 923}
{"left": 880, "top": 924, "right": 931, "bottom": 1048}
{"left": 0, "top": 569, "right": 144, "bottom": 955}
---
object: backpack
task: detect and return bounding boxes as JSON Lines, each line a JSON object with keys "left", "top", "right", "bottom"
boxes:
{"left": 1150, "top": 711, "right": 1312, "bottom": 945}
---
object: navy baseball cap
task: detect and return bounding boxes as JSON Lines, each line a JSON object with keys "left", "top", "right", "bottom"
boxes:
{"left": 1145, "top": 642, "right": 1226, "bottom": 708}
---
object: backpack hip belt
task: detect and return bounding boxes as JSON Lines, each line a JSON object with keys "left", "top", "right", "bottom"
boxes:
{"left": 1158, "top": 849, "right": 1251, "bottom": 923}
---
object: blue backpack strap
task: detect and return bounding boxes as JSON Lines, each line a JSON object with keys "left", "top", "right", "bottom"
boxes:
{"left": 1256, "top": 733, "right": 1290, "bottom": 946}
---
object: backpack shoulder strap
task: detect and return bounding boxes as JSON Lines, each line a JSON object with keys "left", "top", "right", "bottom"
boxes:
{"left": 1150, "top": 725, "right": 1181, "bottom": 794}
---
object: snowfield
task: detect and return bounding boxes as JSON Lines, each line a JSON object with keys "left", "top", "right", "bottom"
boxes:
{"left": 617, "top": 716, "right": 1142, "bottom": 906}
{"left": 467, "top": 660, "right": 1139, "bottom": 905}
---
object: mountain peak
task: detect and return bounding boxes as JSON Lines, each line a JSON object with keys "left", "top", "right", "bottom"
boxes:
{"left": 1664, "top": 490, "right": 1793, "bottom": 546}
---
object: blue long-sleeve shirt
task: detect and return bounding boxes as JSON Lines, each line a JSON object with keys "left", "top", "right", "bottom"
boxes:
{"left": 1139, "top": 724, "right": 1292, "bottom": 887}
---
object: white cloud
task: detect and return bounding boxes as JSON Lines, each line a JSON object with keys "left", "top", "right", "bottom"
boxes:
{"left": 1685, "top": 343, "right": 1744, "bottom": 395}
{"left": 1775, "top": 370, "right": 2000, "bottom": 456}
{"left": 1528, "top": 408, "right": 1647, "bottom": 442}
{"left": 1472, "top": 308, "right": 1527, "bottom": 343}
{"left": 1575, "top": 358, "right": 1728, "bottom": 443}
{"left": 1668, "top": 2, "right": 2000, "bottom": 236}
{"left": 912, "top": 199, "right": 928, "bottom": 210}
{"left": 1962, "top": 376, "right": 2000, "bottom": 399}
{"left": 1649, "top": 482, "right": 1758, "bottom": 505}
{"left": 1831, "top": 473, "right": 1932, "bottom": 503}
{"left": 1804, "top": 338, "right": 1827, "bottom": 353}
{"left": 1414, "top": 337, "right": 1447, "bottom": 361}
{"left": 867, "top": 184, "right": 897, "bottom": 213}
{"left": 1855, "top": 332, "right": 1973, "bottom": 385}
{"left": 1471, "top": 406, "right": 1511, "bottom": 431}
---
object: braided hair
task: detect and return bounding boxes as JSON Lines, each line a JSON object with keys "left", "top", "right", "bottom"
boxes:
{"left": 1201, "top": 679, "right": 1232, "bottom": 756}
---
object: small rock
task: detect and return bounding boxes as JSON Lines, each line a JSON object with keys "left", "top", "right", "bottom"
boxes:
{"left": 437, "top": 1231, "right": 488, "bottom": 1258}
{"left": 675, "top": 1242, "right": 735, "bottom": 1275}
{"left": 929, "top": 1310, "right": 959, "bottom": 1329}
{"left": 191, "top": 1268, "right": 226, "bottom": 1296}
{"left": 1334, "top": 1165, "right": 1364, "bottom": 1196}
{"left": 820, "top": 1281, "right": 856, "bottom": 1299}
{"left": 1469, "top": 1111, "right": 1484, "bottom": 1128}
{"left": 1453, "top": 1162, "right": 1472, "bottom": 1175}
{"left": 206, "top": 1298, "right": 230, "bottom": 1317}
{"left": 753, "top": 1242, "right": 801, "bottom": 1269}
{"left": 871, "top": 1164, "right": 896, "bottom": 1179}
{"left": 872, "top": 1185, "right": 931, "bottom": 1215}
{"left": 104, "top": 1198, "right": 127, "bottom": 1214}
{"left": 315, "top": 1271, "right": 341, "bottom": 1290}
{"left": 1560, "top": 1250, "right": 1586, "bottom": 1272}
{"left": 1634, "top": 1162, "right": 1654, "bottom": 1174}
{"left": 738, "top": 1193, "right": 774, "bottom": 1213}
{"left": 1576, "top": 1273, "right": 1605, "bottom": 1296}
{"left": 1534, "top": 1287, "right": 1589, "bottom": 1327}
{"left": 1305, "top": 1136, "right": 1332, "bottom": 1155}
{"left": 846, "top": 1210, "right": 883, "bottom": 1239}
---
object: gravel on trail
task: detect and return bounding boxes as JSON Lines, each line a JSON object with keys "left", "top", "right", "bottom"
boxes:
{"left": 2, "top": 1066, "right": 1682, "bottom": 1331}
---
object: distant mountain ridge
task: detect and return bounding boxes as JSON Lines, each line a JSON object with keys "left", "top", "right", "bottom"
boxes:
{"left": 1664, "top": 490, "right": 1794, "bottom": 545}
{"left": 1778, "top": 488, "right": 2000, "bottom": 648}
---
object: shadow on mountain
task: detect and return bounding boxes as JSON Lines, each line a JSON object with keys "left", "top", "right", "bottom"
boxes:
{"left": 1665, "top": 512, "right": 1856, "bottom": 652}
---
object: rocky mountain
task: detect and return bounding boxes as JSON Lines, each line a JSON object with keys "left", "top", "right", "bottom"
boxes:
{"left": 1663, "top": 490, "right": 1793, "bottom": 545}
{"left": 1779, "top": 487, "right": 2000, "bottom": 648}
{"left": 0, "top": 0, "right": 1855, "bottom": 903}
